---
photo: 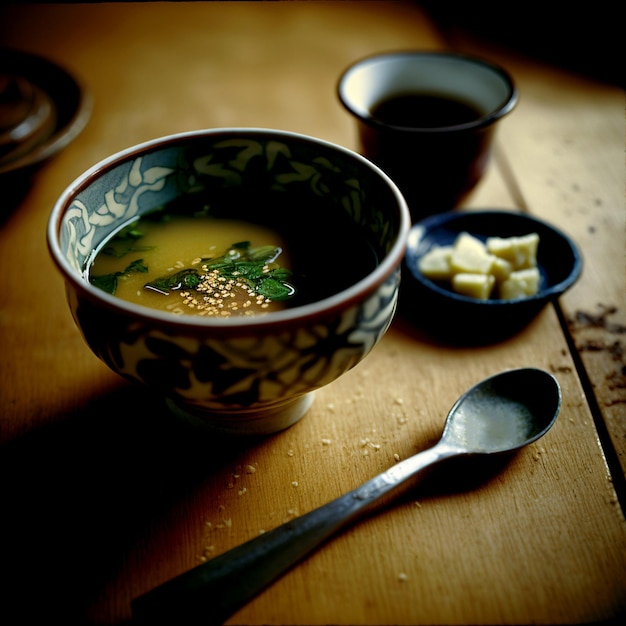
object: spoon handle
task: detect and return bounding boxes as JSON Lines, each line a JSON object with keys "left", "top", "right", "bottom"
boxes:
{"left": 132, "top": 442, "right": 458, "bottom": 625}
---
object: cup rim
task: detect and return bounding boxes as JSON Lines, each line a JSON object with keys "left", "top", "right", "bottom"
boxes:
{"left": 47, "top": 127, "right": 411, "bottom": 331}
{"left": 337, "top": 50, "right": 518, "bottom": 134}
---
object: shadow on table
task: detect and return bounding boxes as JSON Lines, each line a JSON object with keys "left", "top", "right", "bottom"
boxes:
{"left": 0, "top": 381, "right": 266, "bottom": 625}
{"left": 417, "top": 0, "right": 623, "bottom": 87}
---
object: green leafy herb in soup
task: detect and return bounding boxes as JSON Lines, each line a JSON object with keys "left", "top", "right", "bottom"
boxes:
{"left": 88, "top": 196, "right": 378, "bottom": 317}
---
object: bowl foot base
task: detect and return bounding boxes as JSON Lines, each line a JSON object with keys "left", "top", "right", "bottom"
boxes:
{"left": 165, "top": 392, "right": 315, "bottom": 436}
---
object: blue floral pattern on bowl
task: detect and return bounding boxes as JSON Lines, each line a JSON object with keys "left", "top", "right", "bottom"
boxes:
{"left": 50, "top": 129, "right": 409, "bottom": 435}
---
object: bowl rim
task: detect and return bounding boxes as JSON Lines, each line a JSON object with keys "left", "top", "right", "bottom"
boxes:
{"left": 47, "top": 127, "right": 411, "bottom": 330}
{"left": 404, "top": 209, "right": 583, "bottom": 306}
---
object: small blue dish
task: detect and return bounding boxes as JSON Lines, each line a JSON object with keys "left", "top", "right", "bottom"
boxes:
{"left": 401, "top": 210, "right": 583, "bottom": 343}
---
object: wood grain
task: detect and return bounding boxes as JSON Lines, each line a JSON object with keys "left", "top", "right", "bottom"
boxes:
{"left": 446, "top": 22, "right": 626, "bottom": 496}
{"left": 1, "top": 3, "right": 624, "bottom": 625}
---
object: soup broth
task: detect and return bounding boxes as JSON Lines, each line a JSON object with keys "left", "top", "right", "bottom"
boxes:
{"left": 87, "top": 194, "right": 378, "bottom": 317}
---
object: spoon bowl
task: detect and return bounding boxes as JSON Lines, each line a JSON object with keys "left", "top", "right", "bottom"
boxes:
{"left": 441, "top": 367, "right": 561, "bottom": 454}
{"left": 133, "top": 367, "right": 561, "bottom": 625}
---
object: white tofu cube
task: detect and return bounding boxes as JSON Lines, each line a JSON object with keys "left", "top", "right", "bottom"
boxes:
{"left": 499, "top": 267, "right": 541, "bottom": 300}
{"left": 450, "top": 232, "right": 495, "bottom": 275}
{"left": 491, "top": 256, "right": 513, "bottom": 283}
{"left": 417, "top": 245, "right": 453, "bottom": 281}
{"left": 452, "top": 273, "right": 495, "bottom": 300}
{"left": 486, "top": 233, "right": 540, "bottom": 270}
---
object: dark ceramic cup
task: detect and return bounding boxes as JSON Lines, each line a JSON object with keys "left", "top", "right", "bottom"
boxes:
{"left": 338, "top": 51, "right": 518, "bottom": 220}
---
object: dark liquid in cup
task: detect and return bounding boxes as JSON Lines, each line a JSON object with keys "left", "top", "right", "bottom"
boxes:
{"left": 371, "top": 93, "right": 484, "bottom": 128}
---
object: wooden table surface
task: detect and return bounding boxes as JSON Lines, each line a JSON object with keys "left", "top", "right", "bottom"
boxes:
{"left": 1, "top": 2, "right": 624, "bottom": 625}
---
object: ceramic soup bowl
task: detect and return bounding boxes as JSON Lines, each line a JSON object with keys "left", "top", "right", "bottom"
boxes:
{"left": 48, "top": 128, "right": 410, "bottom": 435}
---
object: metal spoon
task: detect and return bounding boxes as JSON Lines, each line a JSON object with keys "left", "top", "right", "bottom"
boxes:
{"left": 132, "top": 367, "right": 561, "bottom": 625}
